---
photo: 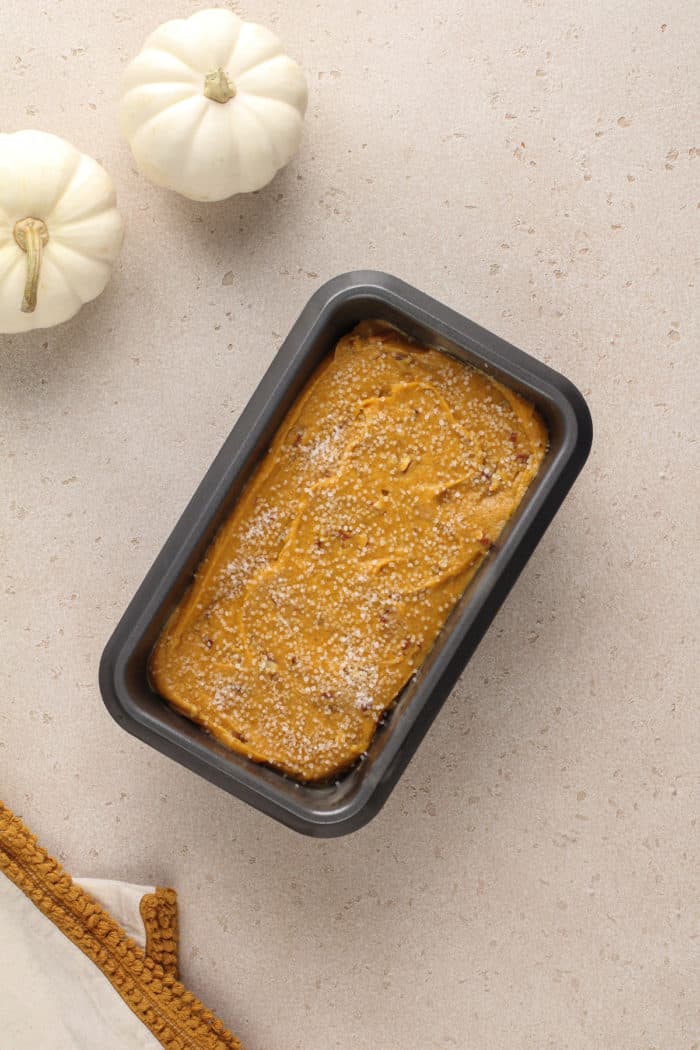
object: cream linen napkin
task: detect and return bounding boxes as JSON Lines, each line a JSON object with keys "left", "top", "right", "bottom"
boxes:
{"left": 0, "top": 801, "right": 243, "bottom": 1050}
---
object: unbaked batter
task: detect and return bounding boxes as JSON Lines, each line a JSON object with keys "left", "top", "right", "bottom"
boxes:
{"left": 150, "top": 322, "right": 548, "bottom": 780}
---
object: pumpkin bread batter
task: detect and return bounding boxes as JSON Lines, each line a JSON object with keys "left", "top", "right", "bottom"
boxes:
{"left": 150, "top": 322, "right": 548, "bottom": 781}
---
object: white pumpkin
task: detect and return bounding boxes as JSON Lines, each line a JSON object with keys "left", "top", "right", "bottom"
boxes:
{"left": 0, "top": 130, "right": 124, "bottom": 335}
{"left": 119, "top": 8, "right": 308, "bottom": 202}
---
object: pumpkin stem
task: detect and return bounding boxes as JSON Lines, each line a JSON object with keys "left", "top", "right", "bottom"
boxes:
{"left": 203, "top": 68, "right": 236, "bottom": 104}
{"left": 13, "top": 217, "right": 49, "bottom": 314}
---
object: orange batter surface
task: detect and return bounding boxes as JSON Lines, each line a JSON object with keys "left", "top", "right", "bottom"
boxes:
{"left": 149, "top": 322, "right": 548, "bottom": 781}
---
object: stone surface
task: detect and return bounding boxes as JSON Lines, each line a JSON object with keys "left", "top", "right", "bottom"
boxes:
{"left": 1, "top": 2, "right": 697, "bottom": 1048}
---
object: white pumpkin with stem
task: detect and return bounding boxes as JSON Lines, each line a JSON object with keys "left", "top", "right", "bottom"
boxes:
{"left": 0, "top": 130, "right": 124, "bottom": 335}
{"left": 120, "top": 8, "right": 308, "bottom": 202}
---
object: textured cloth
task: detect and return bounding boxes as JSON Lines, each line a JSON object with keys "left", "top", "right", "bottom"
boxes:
{"left": 0, "top": 801, "right": 242, "bottom": 1049}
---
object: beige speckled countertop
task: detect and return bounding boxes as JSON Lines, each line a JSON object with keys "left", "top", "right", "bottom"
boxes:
{"left": 1, "top": 2, "right": 697, "bottom": 1047}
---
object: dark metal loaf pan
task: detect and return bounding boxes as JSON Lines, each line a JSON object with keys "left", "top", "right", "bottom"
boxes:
{"left": 99, "top": 271, "right": 592, "bottom": 836}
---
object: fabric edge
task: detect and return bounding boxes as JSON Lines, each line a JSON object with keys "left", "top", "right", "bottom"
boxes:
{"left": 0, "top": 801, "right": 242, "bottom": 1050}
{"left": 140, "top": 887, "right": 179, "bottom": 977}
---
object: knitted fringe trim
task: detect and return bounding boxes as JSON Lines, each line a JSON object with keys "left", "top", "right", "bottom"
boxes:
{"left": 0, "top": 801, "right": 242, "bottom": 1050}
{"left": 141, "top": 887, "right": 179, "bottom": 977}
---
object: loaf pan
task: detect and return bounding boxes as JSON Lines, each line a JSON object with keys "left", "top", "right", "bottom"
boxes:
{"left": 99, "top": 271, "right": 592, "bottom": 836}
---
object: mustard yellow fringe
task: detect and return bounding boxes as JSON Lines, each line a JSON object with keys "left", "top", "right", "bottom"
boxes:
{"left": 0, "top": 801, "right": 242, "bottom": 1050}
{"left": 141, "top": 887, "right": 179, "bottom": 977}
